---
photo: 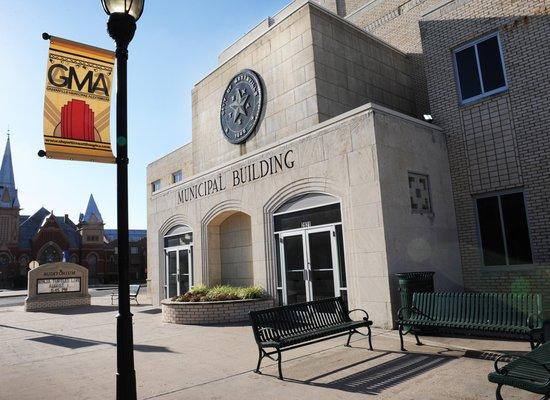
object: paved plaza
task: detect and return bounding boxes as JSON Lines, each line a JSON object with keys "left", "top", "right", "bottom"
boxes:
{"left": 0, "top": 294, "right": 538, "bottom": 400}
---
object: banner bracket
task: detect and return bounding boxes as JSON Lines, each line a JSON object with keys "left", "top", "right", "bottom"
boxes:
{"left": 37, "top": 150, "right": 47, "bottom": 158}
{"left": 42, "top": 32, "right": 51, "bottom": 41}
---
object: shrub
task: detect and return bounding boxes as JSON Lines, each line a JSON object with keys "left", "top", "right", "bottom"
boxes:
{"left": 171, "top": 284, "right": 265, "bottom": 302}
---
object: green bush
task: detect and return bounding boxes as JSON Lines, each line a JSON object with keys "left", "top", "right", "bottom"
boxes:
{"left": 171, "top": 284, "right": 265, "bottom": 302}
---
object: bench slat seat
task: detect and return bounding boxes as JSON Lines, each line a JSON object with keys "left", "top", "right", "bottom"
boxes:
{"left": 263, "top": 320, "right": 369, "bottom": 347}
{"left": 397, "top": 292, "right": 543, "bottom": 352}
{"left": 250, "top": 297, "right": 373, "bottom": 380}
{"left": 488, "top": 342, "right": 550, "bottom": 398}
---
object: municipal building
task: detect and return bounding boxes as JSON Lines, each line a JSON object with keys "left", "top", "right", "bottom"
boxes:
{"left": 147, "top": 0, "right": 550, "bottom": 327}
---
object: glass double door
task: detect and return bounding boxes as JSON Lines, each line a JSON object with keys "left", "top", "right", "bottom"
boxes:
{"left": 165, "top": 246, "right": 192, "bottom": 298}
{"left": 279, "top": 226, "right": 340, "bottom": 304}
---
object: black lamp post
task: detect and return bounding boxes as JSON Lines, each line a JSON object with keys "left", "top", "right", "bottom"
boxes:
{"left": 100, "top": 1, "right": 144, "bottom": 399}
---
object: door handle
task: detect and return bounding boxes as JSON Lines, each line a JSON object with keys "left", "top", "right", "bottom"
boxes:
{"left": 303, "top": 269, "right": 308, "bottom": 281}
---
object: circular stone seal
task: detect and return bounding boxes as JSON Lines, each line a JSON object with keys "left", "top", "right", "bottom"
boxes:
{"left": 220, "top": 69, "right": 263, "bottom": 144}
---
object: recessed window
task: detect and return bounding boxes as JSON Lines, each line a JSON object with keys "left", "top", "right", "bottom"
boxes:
{"left": 454, "top": 33, "right": 507, "bottom": 104}
{"left": 476, "top": 192, "right": 532, "bottom": 266}
{"left": 151, "top": 180, "right": 161, "bottom": 193}
{"left": 408, "top": 173, "right": 432, "bottom": 214}
{"left": 172, "top": 170, "right": 183, "bottom": 183}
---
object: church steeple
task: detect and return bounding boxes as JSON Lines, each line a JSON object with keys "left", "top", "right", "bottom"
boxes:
{"left": 81, "top": 194, "right": 103, "bottom": 224}
{"left": 0, "top": 134, "right": 19, "bottom": 209}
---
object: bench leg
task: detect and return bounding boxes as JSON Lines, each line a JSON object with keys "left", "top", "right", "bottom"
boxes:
{"left": 399, "top": 324, "right": 406, "bottom": 351}
{"left": 415, "top": 334, "right": 422, "bottom": 346}
{"left": 345, "top": 330, "right": 354, "bottom": 347}
{"left": 495, "top": 384, "right": 503, "bottom": 400}
{"left": 367, "top": 325, "right": 373, "bottom": 351}
{"left": 255, "top": 347, "right": 264, "bottom": 374}
{"left": 276, "top": 348, "right": 284, "bottom": 380}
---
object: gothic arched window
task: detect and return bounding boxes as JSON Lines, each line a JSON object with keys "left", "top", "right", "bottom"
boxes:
{"left": 39, "top": 245, "right": 61, "bottom": 264}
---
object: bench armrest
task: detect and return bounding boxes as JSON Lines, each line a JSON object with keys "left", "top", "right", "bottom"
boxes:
{"left": 348, "top": 308, "right": 370, "bottom": 322}
{"left": 257, "top": 326, "right": 281, "bottom": 342}
{"left": 397, "top": 306, "right": 414, "bottom": 321}
{"left": 527, "top": 312, "right": 544, "bottom": 330}
{"left": 397, "top": 306, "right": 434, "bottom": 322}
{"left": 494, "top": 353, "right": 550, "bottom": 375}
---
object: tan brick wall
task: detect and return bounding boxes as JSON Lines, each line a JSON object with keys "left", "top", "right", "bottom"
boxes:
{"left": 25, "top": 294, "right": 91, "bottom": 311}
{"left": 419, "top": 1, "right": 550, "bottom": 309}
{"left": 161, "top": 298, "right": 274, "bottom": 324}
{"left": 317, "top": 0, "right": 550, "bottom": 309}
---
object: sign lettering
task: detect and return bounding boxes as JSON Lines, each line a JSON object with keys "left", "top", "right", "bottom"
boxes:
{"left": 176, "top": 149, "right": 295, "bottom": 204}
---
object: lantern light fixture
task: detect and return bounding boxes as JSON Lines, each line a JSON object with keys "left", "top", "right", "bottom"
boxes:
{"left": 101, "top": 0, "right": 144, "bottom": 21}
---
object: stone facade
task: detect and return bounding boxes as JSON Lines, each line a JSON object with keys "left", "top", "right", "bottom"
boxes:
{"left": 186, "top": 2, "right": 418, "bottom": 176}
{"left": 148, "top": 0, "right": 549, "bottom": 329}
{"left": 161, "top": 298, "right": 274, "bottom": 325}
{"left": 148, "top": 102, "right": 461, "bottom": 328}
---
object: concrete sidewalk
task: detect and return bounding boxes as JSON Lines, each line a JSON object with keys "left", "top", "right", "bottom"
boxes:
{"left": 0, "top": 289, "right": 27, "bottom": 298}
{"left": 0, "top": 297, "right": 538, "bottom": 400}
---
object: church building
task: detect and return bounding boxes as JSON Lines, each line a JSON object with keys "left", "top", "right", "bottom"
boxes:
{"left": 0, "top": 137, "right": 147, "bottom": 288}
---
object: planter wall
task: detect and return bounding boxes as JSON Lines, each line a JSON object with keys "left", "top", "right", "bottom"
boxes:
{"left": 161, "top": 297, "right": 274, "bottom": 325}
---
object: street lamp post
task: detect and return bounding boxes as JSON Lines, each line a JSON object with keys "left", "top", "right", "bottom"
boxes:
{"left": 100, "top": 1, "right": 144, "bottom": 399}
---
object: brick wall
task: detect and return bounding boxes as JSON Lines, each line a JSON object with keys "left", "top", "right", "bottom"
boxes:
{"left": 161, "top": 298, "right": 274, "bottom": 324}
{"left": 419, "top": 1, "right": 550, "bottom": 309}
{"left": 25, "top": 294, "right": 91, "bottom": 311}
{"left": 327, "top": 0, "right": 550, "bottom": 309}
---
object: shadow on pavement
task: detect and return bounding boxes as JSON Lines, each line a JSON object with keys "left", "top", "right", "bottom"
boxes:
{"left": 1, "top": 323, "right": 175, "bottom": 353}
{"left": 289, "top": 352, "right": 453, "bottom": 395}
{"left": 138, "top": 308, "right": 162, "bottom": 314}
{"left": 45, "top": 305, "right": 118, "bottom": 315}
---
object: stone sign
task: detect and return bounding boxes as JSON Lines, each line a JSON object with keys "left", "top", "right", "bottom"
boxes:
{"left": 25, "top": 262, "right": 90, "bottom": 311}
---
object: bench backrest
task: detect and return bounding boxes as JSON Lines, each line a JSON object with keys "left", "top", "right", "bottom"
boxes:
{"left": 411, "top": 292, "right": 543, "bottom": 329}
{"left": 129, "top": 284, "right": 141, "bottom": 296}
{"left": 249, "top": 297, "right": 350, "bottom": 343}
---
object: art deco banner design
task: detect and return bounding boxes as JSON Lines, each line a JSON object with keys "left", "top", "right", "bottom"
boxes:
{"left": 43, "top": 36, "right": 115, "bottom": 163}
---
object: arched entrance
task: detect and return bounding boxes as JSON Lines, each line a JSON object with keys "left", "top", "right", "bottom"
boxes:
{"left": 274, "top": 193, "right": 347, "bottom": 305}
{"left": 163, "top": 225, "right": 193, "bottom": 299}
{"left": 206, "top": 211, "right": 253, "bottom": 286}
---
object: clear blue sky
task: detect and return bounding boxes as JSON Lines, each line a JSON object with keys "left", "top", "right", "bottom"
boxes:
{"left": 0, "top": 0, "right": 288, "bottom": 229}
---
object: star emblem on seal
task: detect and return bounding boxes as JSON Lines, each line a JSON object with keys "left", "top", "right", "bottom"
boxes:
{"left": 230, "top": 89, "right": 249, "bottom": 124}
{"left": 220, "top": 69, "right": 263, "bottom": 144}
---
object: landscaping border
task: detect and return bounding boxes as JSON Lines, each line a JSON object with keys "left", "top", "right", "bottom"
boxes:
{"left": 161, "top": 297, "right": 274, "bottom": 325}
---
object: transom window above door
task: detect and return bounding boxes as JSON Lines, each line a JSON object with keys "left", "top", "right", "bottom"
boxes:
{"left": 453, "top": 32, "right": 507, "bottom": 104}
{"left": 164, "top": 225, "right": 193, "bottom": 247}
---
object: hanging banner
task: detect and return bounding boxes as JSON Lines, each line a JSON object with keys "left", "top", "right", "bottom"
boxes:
{"left": 43, "top": 36, "right": 115, "bottom": 163}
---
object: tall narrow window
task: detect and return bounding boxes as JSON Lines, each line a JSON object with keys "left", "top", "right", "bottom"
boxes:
{"left": 151, "top": 179, "right": 161, "bottom": 193}
{"left": 454, "top": 33, "right": 507, "bottom": 104}
{"left": 476, "top": 192, "right": 532, "bottom": 266}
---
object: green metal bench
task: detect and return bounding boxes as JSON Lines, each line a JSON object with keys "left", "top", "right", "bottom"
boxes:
{"left": 397, "top": 292, "right": 544, "bottom": 351}
{"left": 249, "top": 297, "right": 373, "bottom": 380}
{"left": 488, "top": 342, "right": 550, "bottom": 399}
